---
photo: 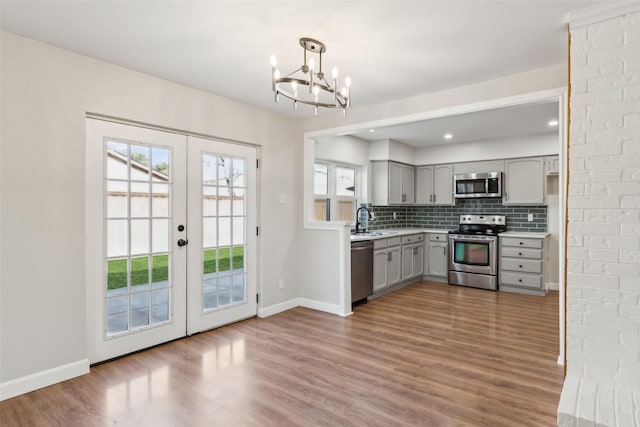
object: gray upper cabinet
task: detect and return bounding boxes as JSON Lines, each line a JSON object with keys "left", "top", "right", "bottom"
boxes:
{"left": 416, "top": 164, "right": 453, "bottom": 205}
{"left": 504, "top": 157, "right": 545, "bottom": 205}
{"left": 372, "top": 161, "right": 415, "bottom": 205}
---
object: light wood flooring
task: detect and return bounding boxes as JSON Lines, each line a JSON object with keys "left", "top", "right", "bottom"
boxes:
{"left": 1, "top": 282, "right": 563, "bottom": 426}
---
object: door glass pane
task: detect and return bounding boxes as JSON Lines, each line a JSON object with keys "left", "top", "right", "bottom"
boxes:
{"left": 107, "top": 180, "right": 128, "bottom": 218}
{"left": 104, "top": 140, "right": 173, "bottom": 337}
{"left": 201, "top": 153, "right": 247, "bottom": 311}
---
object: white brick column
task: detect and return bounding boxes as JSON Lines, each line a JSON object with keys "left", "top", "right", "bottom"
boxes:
{"left": 560, "top": 2, "right": 640, "bottom": 426}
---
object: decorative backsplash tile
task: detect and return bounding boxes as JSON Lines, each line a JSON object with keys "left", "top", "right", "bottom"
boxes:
{"left": 361, "top": 198, "right": 547, "bottom": 232}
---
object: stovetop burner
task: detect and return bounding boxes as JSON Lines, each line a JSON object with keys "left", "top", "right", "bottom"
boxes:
{"left": 450, "top": 214, "right": 506, "bottom": 235}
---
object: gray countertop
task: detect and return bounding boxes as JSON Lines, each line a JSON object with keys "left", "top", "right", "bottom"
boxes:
{"left": 350, "top": 228, "right": 453, "bottom": 241}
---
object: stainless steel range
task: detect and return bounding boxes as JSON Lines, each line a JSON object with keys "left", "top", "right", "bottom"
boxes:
{"left": 448, "top": 215, "right": 506, "bottom": 290}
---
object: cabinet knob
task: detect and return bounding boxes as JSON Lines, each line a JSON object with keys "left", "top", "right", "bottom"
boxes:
{"left": 519, "top": 265, "right": 523, "bottom": 268}
{"left": 518, "top": 279, "right": 523, "bottom": 283}
{"left": 519, "top": 252, "right": 523, "bottom": 256}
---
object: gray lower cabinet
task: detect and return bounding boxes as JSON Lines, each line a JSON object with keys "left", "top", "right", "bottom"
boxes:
{"left": 427, "top": 233, "right": 448, "bottom": 278}
{"left": 401, "top": 234, "right": 425, "bottom": 280}
{"left": 373, "top": 237, "right": 402, "bottom": 292}
{"left": 499, "top": 236, "right": 548, "bottom": 296}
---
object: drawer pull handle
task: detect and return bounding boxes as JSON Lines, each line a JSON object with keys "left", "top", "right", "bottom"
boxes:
{"left": 519, "top": 242, "right": 524, "bottom": 245}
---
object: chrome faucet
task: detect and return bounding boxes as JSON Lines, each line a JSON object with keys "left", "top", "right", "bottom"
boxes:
{"left": 355, "top": 206, "right": 372, "bottom": 234}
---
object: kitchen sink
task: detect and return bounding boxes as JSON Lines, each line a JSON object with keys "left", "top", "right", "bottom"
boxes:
{"left": 351, "top": 230, "right": 398, "bottom": 237}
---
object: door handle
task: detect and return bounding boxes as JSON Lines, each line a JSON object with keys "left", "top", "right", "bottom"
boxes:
{"left": 177, "top": 239, "right": 189, "bottom": 247}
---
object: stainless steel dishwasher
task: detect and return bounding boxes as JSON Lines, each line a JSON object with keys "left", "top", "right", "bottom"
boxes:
{"left": 351, "top": 240, "right": 374, "bottom": 303}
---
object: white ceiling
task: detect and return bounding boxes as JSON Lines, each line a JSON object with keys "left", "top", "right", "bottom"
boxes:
{"left": 0, "top": 1, "right": 594, "bottom": 145}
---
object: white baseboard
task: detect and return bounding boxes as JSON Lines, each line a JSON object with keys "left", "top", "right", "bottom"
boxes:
{"left": 1, "top": 359, "right": 90, "bottom": 401}
{"left": 258, "top": 298, "right": 300, "bottom": 318}
{"left": 299, "top": 298, "right": 348, "bottom": 317}
{"left": 259, "top": 297, "right": 350, "bottom": 318}
{"left": 548, "top": 282, "right": 560, "bottom": 291}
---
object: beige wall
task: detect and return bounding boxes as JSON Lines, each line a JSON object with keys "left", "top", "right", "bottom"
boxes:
{"left": 0, "top": 31, "right": 300, "bottom": 384}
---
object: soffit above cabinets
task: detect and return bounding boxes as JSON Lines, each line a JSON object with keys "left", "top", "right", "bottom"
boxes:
{"left": 347, "top": 101, "right": 560, "bottom": 148}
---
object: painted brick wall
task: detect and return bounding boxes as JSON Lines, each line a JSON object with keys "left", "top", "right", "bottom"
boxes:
{"left": 560, "top": 6, "right": 640, "bottom": 426}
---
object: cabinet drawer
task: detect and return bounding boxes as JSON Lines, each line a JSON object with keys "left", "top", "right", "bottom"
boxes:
{"left": 501, "top": 237, "right": 543, "bottom": 249}
{"left": 500, "top": 272, "right": 542, "bottom": 289}
{"left": 501, "top": 247, "right": 542, "bottom": 259}
{"left": 501, "top": 258, "right": 542, "bottom": 274}
{"left": 373, "top": 239, "right": 388, "bottom": 250}
{"left": 429, "top": 234, "right": 447, "bottom": 242}
{"left": 402, "top": 234, "right": 424, "bottom": 245}
{"left": 386, "top": 236, "right": 402, "bottom": 247}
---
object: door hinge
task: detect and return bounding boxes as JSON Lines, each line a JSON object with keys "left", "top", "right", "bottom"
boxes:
{"left": 256, "top": 226, "right": 260, "bottom": 236}
{"left": 256, "top": 293, "right": 260, "bottom": 303}
{"left": 256, "top": 159, "right": 259, "bottom": 169}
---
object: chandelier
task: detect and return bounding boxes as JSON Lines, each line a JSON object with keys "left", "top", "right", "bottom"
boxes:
{"left": 270, "top": 38, "right": 351, "bottom": 115}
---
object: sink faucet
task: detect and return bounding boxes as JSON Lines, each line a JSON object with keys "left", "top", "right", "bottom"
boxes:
{"left": 355, "top": 206, "right": 372, "bottom": 234}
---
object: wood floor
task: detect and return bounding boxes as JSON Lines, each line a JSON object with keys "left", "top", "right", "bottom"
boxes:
{"left": 1, "top": 282, "right": 563, "bottom": 426}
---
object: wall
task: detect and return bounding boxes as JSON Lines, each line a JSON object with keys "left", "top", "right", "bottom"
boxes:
{"left": 0, "top": 32, "right": 300, "bottom": 395}
{"left": 559, "top": 4, "right": 640, "bottom": 426}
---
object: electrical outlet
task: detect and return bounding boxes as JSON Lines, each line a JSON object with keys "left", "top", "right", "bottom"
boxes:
{"left": 279, "top": 278, "right": 285, "bottom": 290}
{"left": 528, "top": 213, "right": 534, "bottom": 222}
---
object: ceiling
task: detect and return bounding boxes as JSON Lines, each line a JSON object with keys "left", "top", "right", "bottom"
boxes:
{"left": 1, "top": 1, "right": 599, "bottom": 116}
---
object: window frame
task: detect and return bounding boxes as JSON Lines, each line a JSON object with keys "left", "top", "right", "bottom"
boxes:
{"left": 313, "top": 160, "right": 361, "bottom": 223}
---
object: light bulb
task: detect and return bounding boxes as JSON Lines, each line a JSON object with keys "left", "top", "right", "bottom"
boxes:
{"left": 332, "top": 67, "right": 338, "bottom": 79}
{"left": 308, "top": 57, "right": 315, "bottom": 71}
{"left": 313, "top": 85, "right": 320, "bottom": 95}
{"left": 291, "top": 80, "right": 298, "bottom": 96}
{"left": 345, "top": 76, "right": 352, "bottom": 88}
{"left": 341, "top": 87, "right": 347, "bottom": 97}
{"left": 273, "top": 69, "right": 280, "bottom": 80}
{"left": 270, "top": 54, "right": 277, "bottom": 67}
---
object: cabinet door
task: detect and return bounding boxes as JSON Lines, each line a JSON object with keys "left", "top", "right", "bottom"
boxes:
{"left": 429, "top": 242, "right": 448, "bottom": 277}
{"left": 415, "top": 166, "right": 433, "bottom": 204}
{"left": 433, "top": 165, "right": 453, "bottom": 205}
{"left": 413, "top": 244, "right": 424, "bottom": 277}
{"left": 401, "top": 245, "right": 414, "bottom": 280}
{"left": 387, "top": 246, "right": 402, "bottom": 286}
{"left": 504, "top": 157, "right": 544, "bottom": 205}
{"left": 388, "top": 163, "right": 404, "bottom": 204}
{"left": 373, "top": 250, "right": 389, "bottom": 291}
{"left": 402, "top": 165, "right": 415, "bottom": 204}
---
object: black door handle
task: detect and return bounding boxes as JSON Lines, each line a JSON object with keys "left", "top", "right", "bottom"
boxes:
{"left": 177, "top": 239, "right": 188, "bottom": 247}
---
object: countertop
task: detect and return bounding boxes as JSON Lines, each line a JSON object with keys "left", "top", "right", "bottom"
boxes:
{"left": 499, "top": 231, "right": 550, "bottom": 239}
{"left": 350, "top": 228, "right": 453, "bottom": 241}
{"left": 351, "top": 229, "right": 550, "bottom": 242}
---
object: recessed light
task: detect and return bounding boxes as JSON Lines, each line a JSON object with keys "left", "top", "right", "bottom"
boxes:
{"left": 444, "top": 133, "right": 453, "bottom": 140}
{"left": 368, "top": 128, "right": 375, "bottom": 133}
{"left": 548, "top": 120, "right": 559, "bottom": 127}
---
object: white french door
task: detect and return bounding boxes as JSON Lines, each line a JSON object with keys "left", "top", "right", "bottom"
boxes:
{"left": 86, "top": 119, "right": 257, "bottom": 363}
{"left": 186, "top": 136, "right": 257, "bottom": 334}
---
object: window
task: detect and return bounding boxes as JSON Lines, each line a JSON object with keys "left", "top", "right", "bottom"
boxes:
{"left": 314, "top": 162, "right": 359, "bottom": 222}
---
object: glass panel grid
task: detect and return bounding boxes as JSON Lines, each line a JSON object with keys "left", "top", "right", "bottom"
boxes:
{"left": 202, "top": 153, "right": 247, "bottom": 312}
{"left": 104, "top": 140, "right": 172, "bottom": 337}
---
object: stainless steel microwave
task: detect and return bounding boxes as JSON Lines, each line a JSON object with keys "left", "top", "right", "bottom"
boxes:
{"left": 454, "top": 172, "right": 502, "bottom": 198}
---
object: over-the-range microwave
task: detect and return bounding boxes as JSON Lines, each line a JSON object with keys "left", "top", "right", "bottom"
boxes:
{"left": 454, "top": 172, "right": 502, "bottom": 198}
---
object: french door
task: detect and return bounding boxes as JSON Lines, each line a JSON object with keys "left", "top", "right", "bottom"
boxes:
{"left": 86, "top": 119, "right": 257, "bottom": 363}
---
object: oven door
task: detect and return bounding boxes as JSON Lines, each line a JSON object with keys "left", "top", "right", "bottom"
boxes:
{"left": 448, "top": 234, "right": 497, "bottom": 275}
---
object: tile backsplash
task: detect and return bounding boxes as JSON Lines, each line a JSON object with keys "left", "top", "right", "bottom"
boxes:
{"left": 362, "top": 198, "right": 547, "bottom": 232}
